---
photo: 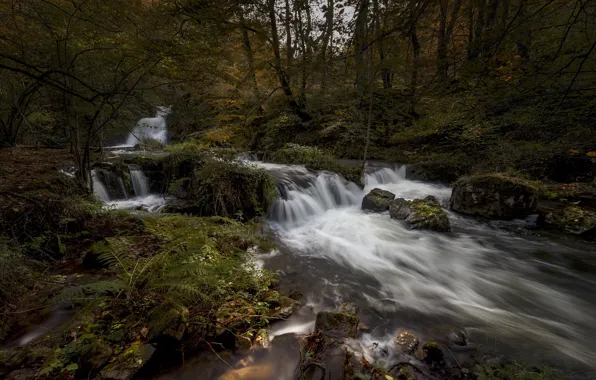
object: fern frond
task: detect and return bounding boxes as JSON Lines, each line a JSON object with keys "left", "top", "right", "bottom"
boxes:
{"left": 54, "top": 280, "right": 127, "bottom": 303}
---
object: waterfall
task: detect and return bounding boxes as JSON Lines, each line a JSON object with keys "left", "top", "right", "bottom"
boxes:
{"left": 259, "top": 162, "right": 451, "bottom": 228}
{"left": 126, "top": 106, "right": 170, "bottom": 146}
{"left": 91, "top": 170, "right": 110, "bottom": 202}
{"left": 129, "top": 165, "right": 150, "bottom": 197}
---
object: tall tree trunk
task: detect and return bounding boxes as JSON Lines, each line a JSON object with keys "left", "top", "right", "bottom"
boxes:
{"left": 240, "top": 13, "right": 259, "bottom": 99}
{"left": 438, "top": 0, "right": 448, "bottom": 79}
{"left": 410, "top": 25, "right": 421, "bottom": 111}
{"left": 438, "top": 0, "right": 464, "bottom": 79}
{"left": 354, "top": 0, "right": 370, "bottom": 93}
{"left": 320, "top": 0, "right": 334, "bottom": 91}
{"left": 361, "top": 39, "right": 375, "bottom": 177}
{"left": 486, "top": 0, "right": 499, "bottom": 29}
{"left": 467, "top": 0, "right": 475, "bottom": 60}
{"left": 269, "top": 0, "right": 293, "bottom": 100}
{"left": 268, "top": 0, "right": 308, "bottom": 119}
{"left": 516, "top": 0, "right": 531, "bottom": 60}
{"left": 471, "top": 0, "right": 487, "bottom": 59}
{"left": 285, "top": 0, "right": 293, "bottom": 69}
{"left": 372, "top": 0, "right": 390, "bottom": 88}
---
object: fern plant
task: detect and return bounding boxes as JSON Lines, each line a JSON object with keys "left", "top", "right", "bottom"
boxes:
{"left": 54, "top": 215, "right": 276, "bottom": 343}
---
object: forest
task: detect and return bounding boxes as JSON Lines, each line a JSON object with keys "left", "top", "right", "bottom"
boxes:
{"left": 1, "top": 0, "right": 595, "bottom": 379}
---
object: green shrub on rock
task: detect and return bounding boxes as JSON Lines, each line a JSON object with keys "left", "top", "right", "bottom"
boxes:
{"left": 166, "top": 157, "right": 276, "bottom": 219}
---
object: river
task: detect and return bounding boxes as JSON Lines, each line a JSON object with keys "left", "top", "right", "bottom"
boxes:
{"left": 162, "top": 161, "right": 596, "bottom": 379}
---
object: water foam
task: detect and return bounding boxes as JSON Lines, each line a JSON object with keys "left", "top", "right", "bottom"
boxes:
{"left": 255, "top": 161, "right": 596, "bottom": 366}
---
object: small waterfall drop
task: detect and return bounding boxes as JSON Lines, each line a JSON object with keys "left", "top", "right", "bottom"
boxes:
{"left": 126, "top": 106, "right": 170, "bottom": 146}
{"left": 91, "top": 170, "right": 110, "bottom": 202}
{"left": 129, "top": 165, "right": 150, "bottom": 197}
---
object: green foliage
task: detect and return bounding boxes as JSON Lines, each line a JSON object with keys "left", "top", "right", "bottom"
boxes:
{"left": 192, "top": 159, "right": 276, "bottom": 218}
{"left": 164, "top": 145, "right": 277, "bottom": 219}
{"left": 55, "top": 213, "right": 277, "bottom": 343}
{"left": 271, "top": 143, "right": 362, "bottom": 184}
{"left": 259, "top": 114, "right": 303, "bottom": 152}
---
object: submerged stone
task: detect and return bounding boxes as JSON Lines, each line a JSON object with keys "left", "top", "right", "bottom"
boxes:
{"left": 362, "top": 188, "right": 396, "bottom": 212}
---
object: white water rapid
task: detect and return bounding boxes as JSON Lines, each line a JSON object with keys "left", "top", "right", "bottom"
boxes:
{"left": 91, "top": 169, "right": 110, "bottom": 202}
{"left": 125, "top": 106, "right": 169, "bottom": 146}
{"left": 130, "top": 165, "right": 150, "bottom": 197}
{"left": 92, "top": 166, "right": 165, "bottom": 212}
{"left": 256, "top": 162, "right": 596, "bottom": 371}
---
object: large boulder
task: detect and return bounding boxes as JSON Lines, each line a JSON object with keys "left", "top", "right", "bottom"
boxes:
{"left": 449, "top": 175, "right": 537, "bottom": 220}
{"left": 361, "top": 188, "right": 396, "bottom": 212}
{"left": 390, "top": 197, "right": 451, "bottom": 232}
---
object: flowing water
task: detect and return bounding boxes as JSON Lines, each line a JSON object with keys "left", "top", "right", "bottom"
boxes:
{"left": 92, "top": 166, "right": 165, "bottom": 212}
{"left": 91, "top": 169, "right": 110, "bottom": 202}
{"left": 125, "top": 107, "right": 169, "bottom": 147}
{"left": 130, "top": 165, "right": 150, "bottom": 197}
{"left": 164, "top": 161, "right": 596, "bottom": 379}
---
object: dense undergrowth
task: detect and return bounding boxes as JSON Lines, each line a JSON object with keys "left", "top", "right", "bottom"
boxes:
{"left": 164, "top": 143, "right": 277, "bottom": 218}
{"left": 0, "top": 212, "right": 292, "bottom": 379}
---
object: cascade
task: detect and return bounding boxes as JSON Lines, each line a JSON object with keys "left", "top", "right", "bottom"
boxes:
{"left": 91, "top": 170, "right": 110, "bottom": 202}
{"left": 129, "top": 165, "right": 150, "bottom": 197}
{"left": 126, "top": 106, "right": 170, "bottom": 146}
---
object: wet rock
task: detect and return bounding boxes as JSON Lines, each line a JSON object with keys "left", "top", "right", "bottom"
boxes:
{"left": 269, "top": 296, "right": 299, "bottom": 320}
{"left": 362, "top": 188, "right": 396, "bottom": 212}
{"left": 449, "top": 175, "right": 537, "bottom": 220}
{"left": 395, "top": 330, "right": 419, "bottom": 354}
{"left": 236, "top": 334, "right": 253, "bottom": 351}
{"left": 99, "top": 343, "right": 155, "bottom": 380}
{"left": 389, "top": 198, "right": 413, "bottom": 220}
{"left": 538, "top": 205, "right": 596, "bottom": 238}
{"left": 414, "top": 342, "right": 444, "bottom": 365}
{"left": 390, "top": 198, "right": 451, "bottom": 232}
{"left": 315, "top": 307, "right": 359, "bottom": 339}
{"left": 447, "top": 331, "right": 467, "bottom": 347}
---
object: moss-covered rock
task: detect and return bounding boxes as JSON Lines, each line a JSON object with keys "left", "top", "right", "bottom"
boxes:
{"left": 414, "top": 341, "right": 444, "bottom": 364}
{"left": 450, "top": 174, "right": 538, "bottom": 220}
{"left": 99, "top": 343, "right": 155, "bottom": 380}
{"left": 390, "top": 197, "right": 451, "bottom": 232}
{"left": 314, "top": 304, "right": 360, "bottom": 339}
{"left": 362, "top": 188, "right": 396, "bottom": 212}
{"left": 539, "top": 205, "right": 596, "bottom": 239}
{"left": 164, "top": 154, "right": 276, "bottom": 219}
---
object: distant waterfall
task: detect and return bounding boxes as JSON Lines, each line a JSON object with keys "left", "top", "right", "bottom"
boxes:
{"left": 91, "top": 170, "right": 110, "bottom": 202}
{"left": 129, "top": 165, "right": 150, "bottom": 197}
{"left": 126, "top": 106, "right": 170, "bottom": 146}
